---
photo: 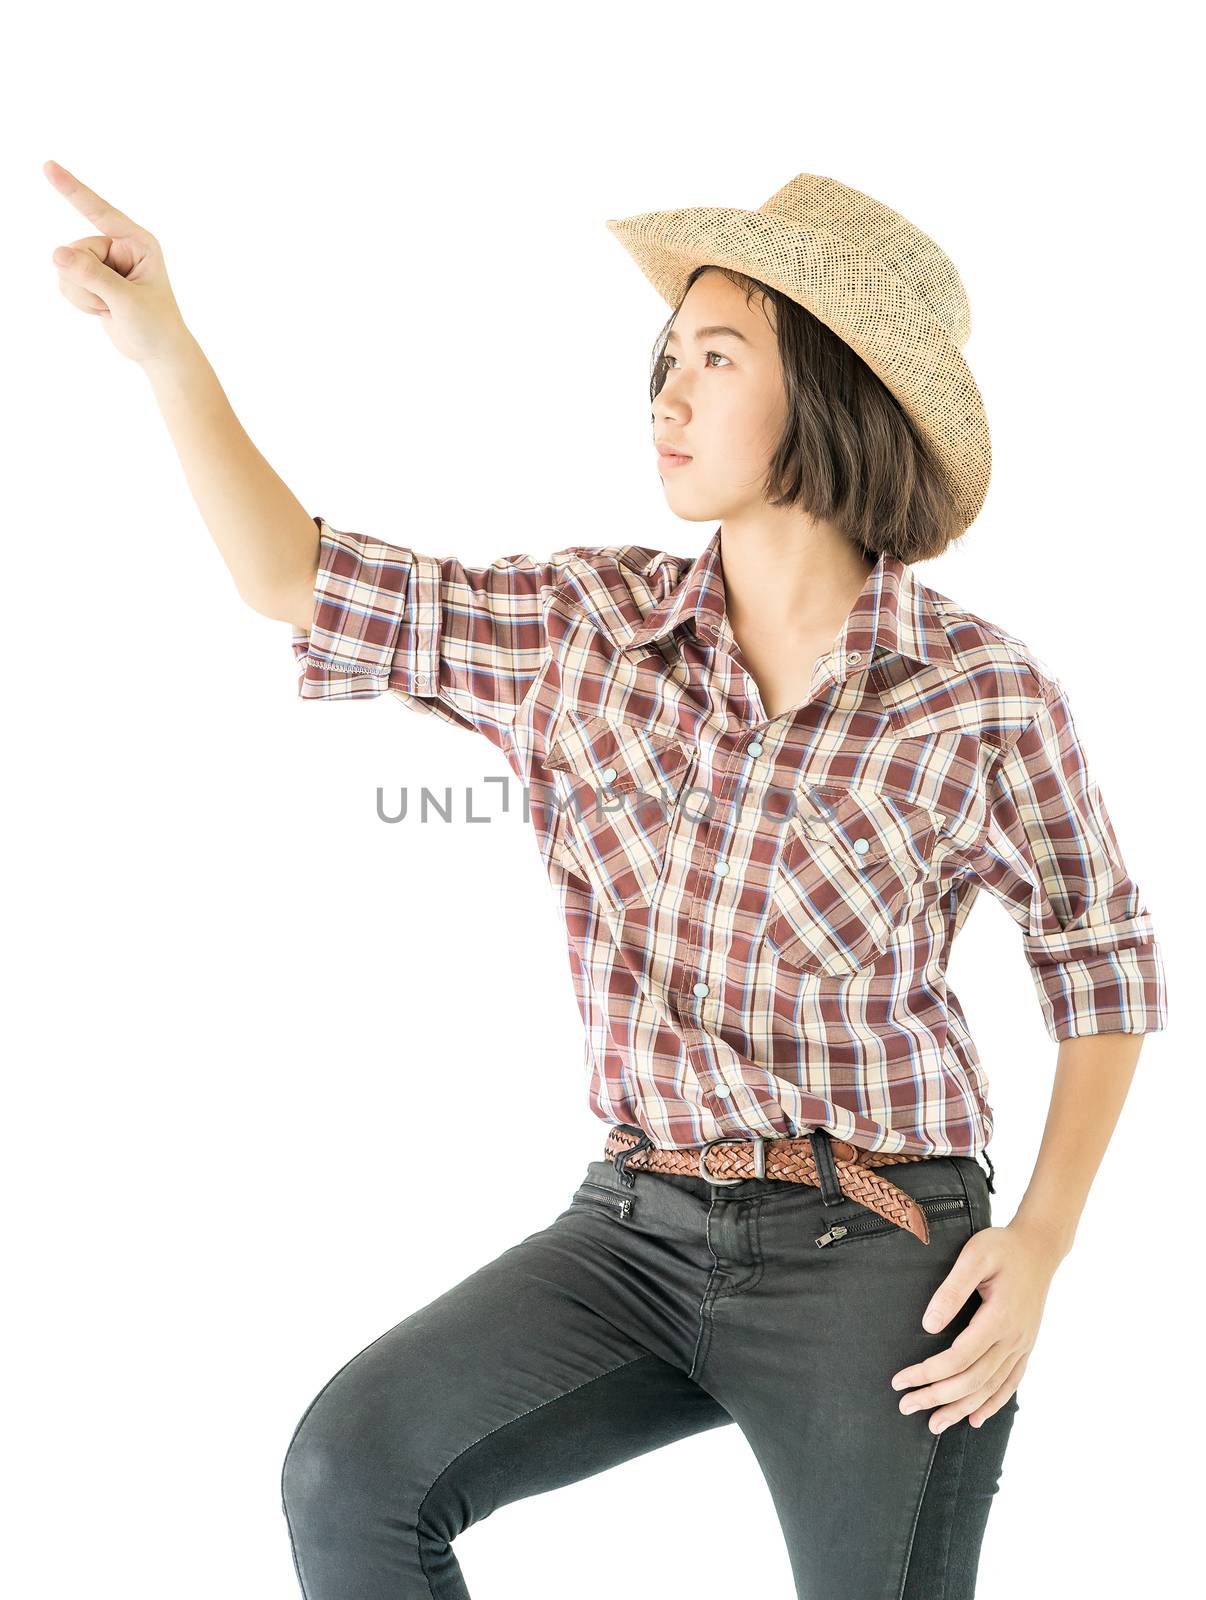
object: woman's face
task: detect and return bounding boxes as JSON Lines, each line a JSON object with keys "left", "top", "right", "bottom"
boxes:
{"left": 652, "top": 268, "right": 787, "bottom": 521}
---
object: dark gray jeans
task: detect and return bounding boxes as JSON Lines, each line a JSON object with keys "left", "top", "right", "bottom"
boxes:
{"left": 281, "top": 1133, "right": 1019, "bottom": 1599}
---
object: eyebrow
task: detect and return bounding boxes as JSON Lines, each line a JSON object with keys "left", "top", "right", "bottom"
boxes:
{"left": 663, "top": 324, "right": 750, "bottom": 346}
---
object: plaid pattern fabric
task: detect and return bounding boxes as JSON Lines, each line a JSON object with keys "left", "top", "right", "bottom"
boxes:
{"left": 292, "top": 516, "right": 1168, "bottom": 1157}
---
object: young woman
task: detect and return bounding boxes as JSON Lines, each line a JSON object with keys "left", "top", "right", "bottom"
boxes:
{"left": 47, "top": 161, "right": 1167, "bottom": 1599}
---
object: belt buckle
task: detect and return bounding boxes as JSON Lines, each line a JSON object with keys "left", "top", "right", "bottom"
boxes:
{"left": 698, "top": 1135, "right": 766, "bottom": 1186}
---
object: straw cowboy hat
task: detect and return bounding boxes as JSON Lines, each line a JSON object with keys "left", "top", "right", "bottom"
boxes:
{"left": 606, "top": 172, "right": 991, "bottom": 533}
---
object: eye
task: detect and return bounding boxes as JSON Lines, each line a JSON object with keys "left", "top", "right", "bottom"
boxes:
{"left": 662, "top": 350, "right": 731, "bottom": 370}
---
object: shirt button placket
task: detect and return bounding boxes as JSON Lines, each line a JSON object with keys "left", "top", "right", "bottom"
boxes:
{"left": 712, "top": 731, "right": 763, "bottom": 881}
{"left": 693, "top": 734, "right": 761, "bottom": 1118}
{"left": 691, "top": 982, "right": 727, "bottom": 1107}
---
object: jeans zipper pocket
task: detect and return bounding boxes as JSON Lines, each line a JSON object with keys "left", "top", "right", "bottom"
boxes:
{"left": 814, "top": 1193, "right": 967, "bottom": 1248}
{"left": 574, "top": 1180, "right": 634, "bottom": 1221}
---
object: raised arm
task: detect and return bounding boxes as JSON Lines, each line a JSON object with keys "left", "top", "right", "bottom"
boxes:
{"left": 46, "top": 161, "right": 596, "bottom": 748}
{"left": 142, "top": 339, "right": 321, "bottom": 625}
{"left": 45, "top": 158, "right": 321, "bottom": 619}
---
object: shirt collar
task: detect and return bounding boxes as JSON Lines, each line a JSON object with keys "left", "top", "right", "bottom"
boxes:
{"left": 619, "top": 527, "right": 954, "bottom": 670}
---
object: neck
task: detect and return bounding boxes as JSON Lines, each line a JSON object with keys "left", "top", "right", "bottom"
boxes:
{"left": 717, "top": 516, "right": 877, "bottom": 641}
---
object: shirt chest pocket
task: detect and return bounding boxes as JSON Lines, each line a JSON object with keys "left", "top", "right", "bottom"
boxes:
{"left": 765, "top": 784, "right": 941, "bottom": 977}
{"left": 542, "top": 715, "right": 696, "bottom": 909}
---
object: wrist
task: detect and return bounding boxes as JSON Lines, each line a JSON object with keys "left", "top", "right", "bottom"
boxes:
{"left": 140, "top": 326, "right": 204, "bottom": 383}
{"left": 1007, "top": 1211, "right": 1074, "bottom": 1269}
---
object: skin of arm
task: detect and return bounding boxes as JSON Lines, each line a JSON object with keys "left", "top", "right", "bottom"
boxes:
{"left": 143, "top": 337, "right": 320, "bottom": 627}
{"left": 889, "top": 1030, "right": 1145, "bottom": 1430}
{"left": 44, "top": 160, "right": 319, "bottom": 629}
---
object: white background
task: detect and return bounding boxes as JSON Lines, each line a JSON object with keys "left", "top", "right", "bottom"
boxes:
{"left": 4, "top": 2, "right": 1199, "bottom": 1594}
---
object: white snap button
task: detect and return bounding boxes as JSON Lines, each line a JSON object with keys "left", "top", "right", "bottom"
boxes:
{"left": 714, "top": 1084, "right": 732, "bottom": 1099}
{"left": 714, "top": 861, "right": 729, "bottom": 877}
{"left": 846, "top": 650, "right": 862, "bottom": 663}
{"left": 853, "top": 837, "right": 870, "bottom": 855}
{"left": 693, "top": 981, "right": 709, "bottom": 997}
{"left": 414, "top": 673, "right": 429, "bottom": 684}
{"left": 601, "top": 766, "right": 618, "bottom": 783}
{"left": 748, "top": 740, "right": 763, "bottom": 755}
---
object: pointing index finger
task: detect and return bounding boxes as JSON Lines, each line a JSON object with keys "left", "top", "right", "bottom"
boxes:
{"left": 43, "top": 160, "right": 150, "bottom": 243}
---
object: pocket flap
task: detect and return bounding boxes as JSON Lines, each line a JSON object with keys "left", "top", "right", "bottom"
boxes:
{"left": 793, "top": 784, "right": 938, "bottom": 870}
{"left": 545, "top": 714, "right": 693, "bottom": 796}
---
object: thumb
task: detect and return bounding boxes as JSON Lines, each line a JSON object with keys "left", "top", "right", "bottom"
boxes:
{"left": 921, "top": 1242, "right": 985, "bottom": 1333}
{"left": 52, "top": 239, "right": 133, "bottom": 308}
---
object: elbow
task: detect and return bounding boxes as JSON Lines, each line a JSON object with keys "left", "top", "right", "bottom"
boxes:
{"left": 240, "top": 570, "right": 317, "bottom": 632}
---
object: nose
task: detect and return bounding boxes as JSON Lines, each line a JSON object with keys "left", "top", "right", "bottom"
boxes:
{"left": 652, "top": 391, "right": 688, "bottom": 429}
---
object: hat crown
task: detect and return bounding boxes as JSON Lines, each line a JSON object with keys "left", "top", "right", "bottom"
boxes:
{"left": 761, "top": 173, "right": 971, "bottom": 349}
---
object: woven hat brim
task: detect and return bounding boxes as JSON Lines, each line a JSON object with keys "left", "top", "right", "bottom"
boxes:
{"left": 606, "top": 206, "right": 990, "bottom": 532}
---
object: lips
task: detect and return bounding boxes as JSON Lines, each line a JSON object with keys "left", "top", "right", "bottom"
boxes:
{"left": 656, "top": 445, "right": 693, "bottom": 468}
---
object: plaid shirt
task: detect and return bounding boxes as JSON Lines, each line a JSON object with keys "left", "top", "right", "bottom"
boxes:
{"left": 292, "top": 516, "right": 1168, "bottom": 1158}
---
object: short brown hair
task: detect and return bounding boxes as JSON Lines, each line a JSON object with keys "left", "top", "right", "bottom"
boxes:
{"left": 650, "top": 264, "right": 964, "bottom": 563}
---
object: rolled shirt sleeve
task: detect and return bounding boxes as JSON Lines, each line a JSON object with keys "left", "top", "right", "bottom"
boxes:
{"left": 290, "top": 515, "right": 579, "bottom": 747}
{"left": 963, "top": 677, "right": 1168, "bottom": 1041}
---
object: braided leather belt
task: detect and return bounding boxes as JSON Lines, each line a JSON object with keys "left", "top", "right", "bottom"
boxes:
{"left": 602, "top": 1127, "right": 939, "bottom": 1244}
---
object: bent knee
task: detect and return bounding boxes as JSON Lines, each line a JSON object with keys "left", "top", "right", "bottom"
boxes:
{"left": 281, "top": 1374, "right": 412, "bottom": 1528}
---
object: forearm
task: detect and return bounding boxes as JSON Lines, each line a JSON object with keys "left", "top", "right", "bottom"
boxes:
{"left": 1008, "top": 1031, "right": 1145, "bottom": 1265}
{"left": 141, "top": 331, "right": 318, "bottom": 615}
